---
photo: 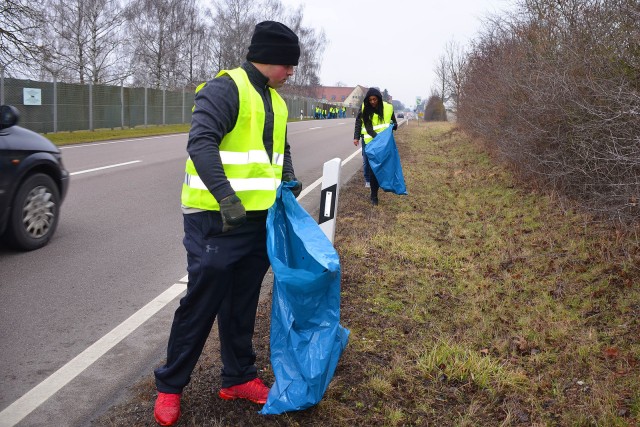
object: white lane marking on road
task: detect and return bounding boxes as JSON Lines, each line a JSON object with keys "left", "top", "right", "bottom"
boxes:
{"left": 0, "top": 283, "right": 187, "bottom": 427}
{"left": 345, "top": 148, "right": 362, "bottom": 163}
{"left": 59, "top": 134, "right": 187, "bottom": 150}
{"left": 0, "top": 149, "right": 362, "bottom": 426}
{"left": 297, "top": 176, "right": 321, "bottom": 199}
{"left": 70, "top": 160, "right": 141, "bottom": 176}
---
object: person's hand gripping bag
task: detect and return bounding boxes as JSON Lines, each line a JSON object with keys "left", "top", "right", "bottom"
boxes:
{"left": 261, "top": 181, "right": 350, "bottom": 415}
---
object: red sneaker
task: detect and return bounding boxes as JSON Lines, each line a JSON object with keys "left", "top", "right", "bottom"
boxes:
{"left": 154, "top": 392, "right": 181, "bottom": 426}
{"left": 218, "top": 378, "right": 269, "bottom": 404}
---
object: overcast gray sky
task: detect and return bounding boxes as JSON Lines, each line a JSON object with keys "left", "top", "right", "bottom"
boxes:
{"left": 279, "top": 0, "right": 517, "bottom": 107}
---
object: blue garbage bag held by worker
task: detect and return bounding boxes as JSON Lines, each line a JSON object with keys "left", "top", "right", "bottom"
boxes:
{"left": 261, "top": 181, "right": 350, "bottom": 415}
{"left": 364, "top": 124, "right": 408, "bottom": 196}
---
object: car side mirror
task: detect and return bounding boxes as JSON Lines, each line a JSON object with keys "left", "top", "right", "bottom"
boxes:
{"left": 0, "top": 105, "right": 20, "bottom": 130}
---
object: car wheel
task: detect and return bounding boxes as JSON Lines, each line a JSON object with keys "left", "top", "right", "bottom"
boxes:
{"left": 7, "top": 173, "right": 61, "bottom": 251}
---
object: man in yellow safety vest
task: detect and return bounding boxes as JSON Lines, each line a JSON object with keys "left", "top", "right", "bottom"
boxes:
{"left": 153, "top": 21, "right": 302, "bottom": 427}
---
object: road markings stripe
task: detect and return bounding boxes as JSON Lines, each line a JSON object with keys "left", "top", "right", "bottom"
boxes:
{"left": 70, "top": 160, "right": 141, "bottom": 176}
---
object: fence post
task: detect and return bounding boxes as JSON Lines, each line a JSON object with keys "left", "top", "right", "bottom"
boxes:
{"left": 53, "top": 75, "right": 58, "bottom": 133}
{"left": 0, "top": 66, "right": 4, "bottom": 105}
{"left": 182, "top": 87, "right": 185, "bottom": 124}
{"left": 89, "top": 82, "right": 94, "bottom": 131}
{"left": 121, "top": 81, "right": 125, "bottom": 129}
{"left": 162, "top": 87, "right": 166, "bottom": 125}
{"left": 144, "top": 86, "right": 148, "bottom": 128}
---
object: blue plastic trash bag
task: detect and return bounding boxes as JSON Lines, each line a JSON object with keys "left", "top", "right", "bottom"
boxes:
{"left": 261, "top": 181, "right": 350, "bottom": 415}
{"left": 364, "top": 125, "right": 408, "bottom": 195}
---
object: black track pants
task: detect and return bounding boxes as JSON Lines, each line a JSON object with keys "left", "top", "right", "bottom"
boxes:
{"left": 154, "top": 211, "right": 270, "bottom": 393}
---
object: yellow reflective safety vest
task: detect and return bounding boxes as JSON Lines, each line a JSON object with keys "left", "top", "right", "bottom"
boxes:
{"left": 181, "top": 67, "right": 288, "bottom": 211}
{"left": 361, "top": 101, "right": 394, "bottom": 143}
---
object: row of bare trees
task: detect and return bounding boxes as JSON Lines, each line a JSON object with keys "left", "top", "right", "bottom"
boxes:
{"left": 437, "top": 0, "right": 639, "bottom": 224}
{"left": 1, "top": 0, "right": 326, "bottom": 93}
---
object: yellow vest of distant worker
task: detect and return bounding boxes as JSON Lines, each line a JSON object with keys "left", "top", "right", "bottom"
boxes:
{"left": 181, "top": 67, "right": 287, "bottom": 211}
{"left": 361, "top": 101, "right": 394, "bottom": 143}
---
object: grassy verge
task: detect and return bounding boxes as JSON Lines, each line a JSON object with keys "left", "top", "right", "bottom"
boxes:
{"left": 95, "top": 121, "right": 639, "bottom": 426}
{"left": 44, "top": 124, "right": 191, "bottom": 146}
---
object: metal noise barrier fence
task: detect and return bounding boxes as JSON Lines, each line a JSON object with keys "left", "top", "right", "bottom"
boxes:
{"left": 0, "top": 77, "right": 357, "bottom": 134}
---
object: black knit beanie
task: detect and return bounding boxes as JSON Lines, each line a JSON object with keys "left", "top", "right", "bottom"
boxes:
{"left": 246, "top": 21, "right": 300, "bottom": 66}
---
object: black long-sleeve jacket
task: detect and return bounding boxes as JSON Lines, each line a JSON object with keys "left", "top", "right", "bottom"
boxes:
{"left": 186, "top": 61, "right": 295, "bottom": 208}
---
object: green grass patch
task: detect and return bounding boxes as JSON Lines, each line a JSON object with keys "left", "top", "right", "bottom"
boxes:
{"left": 44, "top": 124, "right": 191, "bottom": 145}
{"left": 416, "top": 341, "right": 528, "bottom": 393}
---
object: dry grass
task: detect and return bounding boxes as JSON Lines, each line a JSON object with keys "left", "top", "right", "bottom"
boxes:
{"left": 94, "top": 121, "right": 640, "bottom": 426}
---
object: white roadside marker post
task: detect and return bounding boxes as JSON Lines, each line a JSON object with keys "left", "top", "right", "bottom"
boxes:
{"left": 318, "top": 158, "right": 342, "bottom": 244}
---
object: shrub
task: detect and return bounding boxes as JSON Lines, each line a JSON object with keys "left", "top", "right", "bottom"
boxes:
{"left": 424, "top": 95, "right": 447, "bottom": 121}
{"left": 457, "top": 0, "right": 640, "bottom": 225}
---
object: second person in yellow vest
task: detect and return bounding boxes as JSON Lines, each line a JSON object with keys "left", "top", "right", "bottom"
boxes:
{"left": 353, "top": 87, "right": 398, "bottom": 205}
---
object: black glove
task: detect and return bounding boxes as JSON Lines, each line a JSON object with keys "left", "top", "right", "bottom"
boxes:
{"left": 282, "top": 173, "right": 302, "bottom": 198}
{"left": 219, "top": 194, "right": 246, "bottom": 232}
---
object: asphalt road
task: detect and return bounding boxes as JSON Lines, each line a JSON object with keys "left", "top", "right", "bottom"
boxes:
{"left": 0, "top": 117, "right": 364, "bottom": 427}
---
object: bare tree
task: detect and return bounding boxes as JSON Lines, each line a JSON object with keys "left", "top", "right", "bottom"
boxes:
{"left": 210, "top": 0, "right": 257, "bottom": 72}
{"left": 259, "top": 1, "right": 326, "bottom": 96}
{"left": 0, "top": 0, "right": 48, "bottom": 75}
{"left": 433, "top": 53, "right": 447, "bottom": 102}
{"left": 443, "top": 40, "right": 467, "bottom": 113}
{"left": 46, "top": 0, "right": 89, "bottom": 83}
{"left": 182, "top": 7, "right": 211, "bottom": 88}
{"left": 284, "top": 12, "right": 326, "bottom": 94}
{"left": 125, "top": 0, "right": 197, "bottom": 89}
{"left": 84, "top": 0, "right": 127, "bottom": 84}
{"left": 42, "top": 0, "right": 126, "bottom": 84}
{"left": 434, "top": 40, "right": 468, "bottom": 112}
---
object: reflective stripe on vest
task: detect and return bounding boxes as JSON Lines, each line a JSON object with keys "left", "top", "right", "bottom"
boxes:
{"left": 185, "top": 174, "right": 282, "bottom": 192}
{"left": 181, "top": 67, "right": 287, "bottom": 211}
{"left": 361, "top": 101, "right": 394, "bottom": 143}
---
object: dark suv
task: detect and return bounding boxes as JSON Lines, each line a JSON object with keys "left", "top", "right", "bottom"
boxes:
{"left": 0, "top": 105, "right": 70, "bottom": 250}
